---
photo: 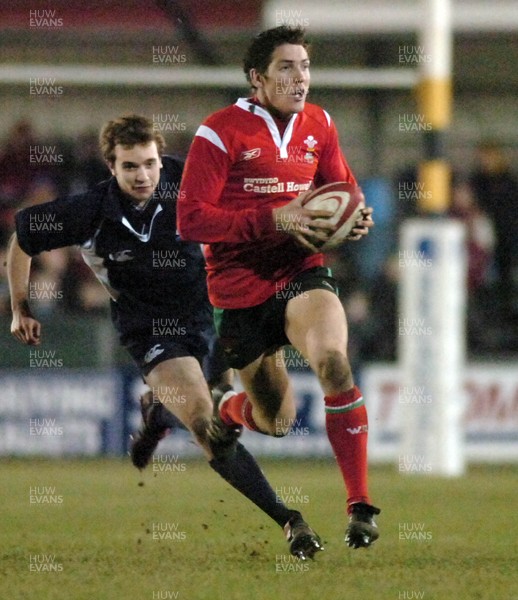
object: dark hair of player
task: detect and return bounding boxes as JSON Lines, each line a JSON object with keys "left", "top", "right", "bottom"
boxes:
{"left": 99, "top": 114, "right": 166, "bottom": 164}
{"left": 243, "top": 26, "right": 310, "bottom": 89}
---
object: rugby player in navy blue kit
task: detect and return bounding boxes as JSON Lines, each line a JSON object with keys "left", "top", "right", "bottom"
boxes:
{"left": 7, "top": 114, "right": 322, "bottom": 559}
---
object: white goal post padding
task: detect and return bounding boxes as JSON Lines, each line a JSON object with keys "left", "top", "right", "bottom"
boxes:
{"left": 398, "top": 218, "right": 467, "bottom": 476}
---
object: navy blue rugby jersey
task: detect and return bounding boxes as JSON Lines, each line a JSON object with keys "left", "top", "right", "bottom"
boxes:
{"left": 16, "top": 156, "right": 211, "bottom": 330}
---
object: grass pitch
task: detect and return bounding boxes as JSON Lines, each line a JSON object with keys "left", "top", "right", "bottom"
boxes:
{"left": 0, "top": 458, "right": 517, "bottom": 600}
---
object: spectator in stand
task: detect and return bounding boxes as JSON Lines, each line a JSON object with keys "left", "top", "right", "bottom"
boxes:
{"left": 449, "top": 180, "right": 494, "bottom": 294}
{"left": 448, "top": 179, "right": 496, "bottom": 352}
{"left": 0, "top": 119, "right": 41, "bottom": 229}
{"left": 365, "top": 255, "right": 399, "bottom": 362}
{"left": 470, "top": 141, "right": 518, "bottom": 314}
{"left": 69, "top": 131, "right": 110, "bottom": 194}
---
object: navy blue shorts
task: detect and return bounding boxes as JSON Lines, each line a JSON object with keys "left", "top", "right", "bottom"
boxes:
{"left": 111, "top": 301, "right": 227, "bottom": 381}
{"left": 123, "top": 326, "right": 223, "bottom": 378}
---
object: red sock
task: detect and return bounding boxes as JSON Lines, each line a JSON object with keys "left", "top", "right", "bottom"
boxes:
{"left": 325, "top": 386, "right": 370, "bottom": 512}
{"left": 219, "top": 391, "right": 261, "bottom": 432}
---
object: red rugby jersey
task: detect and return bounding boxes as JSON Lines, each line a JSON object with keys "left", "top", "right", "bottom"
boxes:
{"left": 178, "top": 97, "right": 356, "bottom": 308}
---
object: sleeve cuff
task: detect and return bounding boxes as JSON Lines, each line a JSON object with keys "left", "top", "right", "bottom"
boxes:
{"left": 15, "top": 210, "right": 36, "bottom": 256}
{"left": 255, "top": 207, "right": 276, "bottom": 237}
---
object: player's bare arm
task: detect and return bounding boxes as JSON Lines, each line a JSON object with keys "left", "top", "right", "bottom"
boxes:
{"left": 7, "top": 233, "right": 41, "bottom": 346}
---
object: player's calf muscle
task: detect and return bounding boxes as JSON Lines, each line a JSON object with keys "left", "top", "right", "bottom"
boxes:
{"left": 246, "top": 360, "right": 292, "bottom": 419}
{"left": 316, "top": 349, "right": 354, "bottom": 393}
{"left": 256, "top": 402, "right": 296, "bottom": 436}
{"left": 249, "top": 382, "right": 296, "bottom": 433}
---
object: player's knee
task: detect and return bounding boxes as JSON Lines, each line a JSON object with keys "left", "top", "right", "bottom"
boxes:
{"left": 316, "top": 350, "right": 353, "bottom": 391}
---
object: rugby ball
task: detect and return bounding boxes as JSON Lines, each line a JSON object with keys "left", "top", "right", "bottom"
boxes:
{"left": 300, "top": 181, "right": 365, "bottom": 250}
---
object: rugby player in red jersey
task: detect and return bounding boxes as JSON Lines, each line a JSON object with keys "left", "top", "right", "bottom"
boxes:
{"left": 178, "top": 26, "right": 380, "bottom": 550}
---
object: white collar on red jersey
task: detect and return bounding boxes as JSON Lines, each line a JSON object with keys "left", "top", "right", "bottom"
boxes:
{"left": 235, "top": 98, "right": 298, "bottom": 159}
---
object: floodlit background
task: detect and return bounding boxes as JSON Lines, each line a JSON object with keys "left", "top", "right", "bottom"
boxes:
{"left": 0, "top": 3, "right": 517, "bottom": 598}
{"left": 1, "top": 0, "right": 516, "bottom": 458}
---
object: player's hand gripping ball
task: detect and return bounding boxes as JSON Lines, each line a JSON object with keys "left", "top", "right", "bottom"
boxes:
{"left": 301, "top": 181, "right": 366, "bottom": 250}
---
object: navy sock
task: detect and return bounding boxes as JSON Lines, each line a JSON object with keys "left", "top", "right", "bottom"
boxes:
{"left": 209, "top": 442, "right": 294, "bottom": 528}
